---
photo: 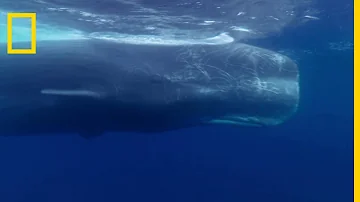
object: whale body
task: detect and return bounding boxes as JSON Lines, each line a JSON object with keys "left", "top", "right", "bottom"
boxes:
{"left": 0, "top": 39, "right": 299, "bottom": 136}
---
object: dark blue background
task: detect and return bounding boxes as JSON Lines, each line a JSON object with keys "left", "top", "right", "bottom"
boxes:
{"left": 0, "top": 0, "right": 353, "bottom": 201}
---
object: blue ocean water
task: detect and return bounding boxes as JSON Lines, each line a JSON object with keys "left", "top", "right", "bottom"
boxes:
{"left": 0, "top": 0, "right": 354, "bottom": 202}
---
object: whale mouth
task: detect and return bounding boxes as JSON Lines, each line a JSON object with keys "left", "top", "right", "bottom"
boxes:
{"left": 206, "top": 115, "right": 287, "bottom": 127}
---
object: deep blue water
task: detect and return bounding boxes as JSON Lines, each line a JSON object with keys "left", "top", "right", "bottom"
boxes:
{"left": 0, "top": 0, "right": 354, "bottom": 201}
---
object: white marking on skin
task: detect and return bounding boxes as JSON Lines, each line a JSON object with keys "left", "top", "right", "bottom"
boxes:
{"left": 304, "top": 15, "right": 320, "bottom": 20}
{"left": 268, "top": 16, "right": 280, "bottom": 21}
{"left": 230, "top": 26, "right": 253, "bottom": 33}
{"left": 198, "top": 87, "right": 217, "bottom": 94}
{"left": 41, "top": 89, "right": 102, "bottom": 98}
{"left": 271, "top": 53, "right": 286, "bottom": 71}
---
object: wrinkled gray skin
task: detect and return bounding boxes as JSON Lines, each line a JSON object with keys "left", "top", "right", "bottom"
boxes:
{"left": 0, "top": 40, "right": 299, "bottom": 137}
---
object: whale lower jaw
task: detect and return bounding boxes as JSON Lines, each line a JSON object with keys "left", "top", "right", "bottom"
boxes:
{"left": 206, "top": 114, "right": 294, "bottom": 127}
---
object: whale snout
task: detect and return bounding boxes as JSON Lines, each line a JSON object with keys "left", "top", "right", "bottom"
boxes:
{"left": 194, "top": 44, "right": 300, "bottom": 127}
{"left": 206, "top": 77, "right": 300, "bottom": 127}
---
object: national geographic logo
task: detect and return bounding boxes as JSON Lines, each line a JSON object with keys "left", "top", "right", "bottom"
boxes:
{"left": 7, "top": 12, "right": 36, "bottom": 54}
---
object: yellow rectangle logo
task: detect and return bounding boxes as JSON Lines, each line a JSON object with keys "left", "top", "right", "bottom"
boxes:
{"left": 355, "top": 0, "right": 358, "bottom": 200}
{"left": 7, "top": 12, "right": 36, "bottom": 54}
